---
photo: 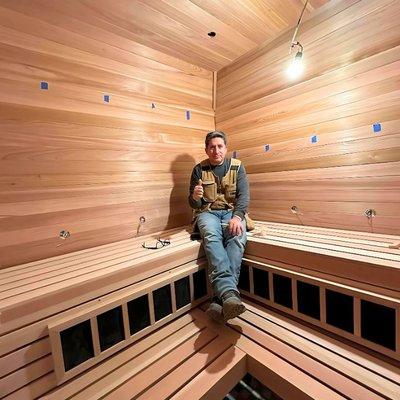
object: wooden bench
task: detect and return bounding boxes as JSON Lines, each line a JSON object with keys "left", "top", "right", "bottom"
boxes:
{"left": 195, "top": 299, "right": 400, "bottom": 400}
{"left": 0, "top": 227, "right": 206, "bottom": 398}
{"left": 243, "top": 222, "right": 400, "bottom": 361}
{"left": 246, "top": 221, "right": 400, "bottom": 296}
{"left": 1, "top": 221, "right": 399, "bottom": 399}
{"left": 0, "top": 227, "right": 203, "bottom": 335}
{"left": 10, "top": 301, "right": 397, "bottom": 400}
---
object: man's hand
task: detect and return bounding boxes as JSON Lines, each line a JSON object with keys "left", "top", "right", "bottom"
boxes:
{"left": 192, "top": 179, "right": 204, "bottom": 201}
{"left": 229, "top": 216, "right": 244, "bottom": 236}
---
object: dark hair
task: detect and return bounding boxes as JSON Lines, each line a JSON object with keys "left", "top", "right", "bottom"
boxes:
{"left": 205, "top": 131, "right": 227, "bottom": 148}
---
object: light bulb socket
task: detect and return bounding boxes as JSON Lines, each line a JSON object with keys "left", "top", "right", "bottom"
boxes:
{"left": 295, "top": 51, "right": 303, "bottom": 60}
{"left": 290, "top": 41, "right": 303, "bottom": 54}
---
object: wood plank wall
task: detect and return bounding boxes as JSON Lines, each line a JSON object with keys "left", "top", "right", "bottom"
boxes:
{"left": 0, "top": 1, "right": 214, "bottom": 268}
{"left": 216, "top": 0, "right": 400, "bottom": 235}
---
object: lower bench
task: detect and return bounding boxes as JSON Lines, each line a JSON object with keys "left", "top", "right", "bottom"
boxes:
{"left": 17, "top": 301, "right": 399, "bottom": 400}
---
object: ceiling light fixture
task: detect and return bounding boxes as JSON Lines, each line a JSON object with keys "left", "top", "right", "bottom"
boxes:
{"left": 287, "top": 0, "right": 309, "bottom": 80}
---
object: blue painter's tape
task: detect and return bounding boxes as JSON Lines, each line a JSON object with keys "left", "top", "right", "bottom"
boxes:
{"left": 373, "top": 123, "right": 381, "bottom": 133}
{"left": 186, "top": 110, "right": 191, "bottom": 120}
{"left": 311, "top": 135, "right": 318, "bottom": 143}
{"left": 264, "top": 144, "right": 270, "bottom": 152}
{"left": 232, "top": 150, "right": 237, "bottom": 158}
{"left": 103, "top": 95, "right": 110, "bottom": 103}
{"left": 151, "top": 102, "right": 156, "bottom": 109}
{"left": 40, "top": 81, "right": 48, "bottom": 90}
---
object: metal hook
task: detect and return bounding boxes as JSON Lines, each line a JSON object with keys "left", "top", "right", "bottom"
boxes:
{"left": 291, "top": 205, "right": 299, "bottom": 214}
{"left": 364, "top": 209, "right": 376, "bottom": 219}
{"left": 137, "top": 216, "right": 146, "bottom": 235}
{"left": 59, "top": 230, "right": 70, "bottom": 239}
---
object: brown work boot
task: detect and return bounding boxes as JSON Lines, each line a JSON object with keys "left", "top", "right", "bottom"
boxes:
{"left": 205, "top": 299, "right": 224, "bottom": 324}
{"left": 221, "top": 290, "right": 246, "bottom": 322}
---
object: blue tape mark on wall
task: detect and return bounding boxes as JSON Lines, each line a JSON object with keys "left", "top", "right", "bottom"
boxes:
{"left": 40, "top": 81, "right": 48, "bottom": 90}
{"left": 373, "top": 123, "right": 381, "bottom": 133}
{"left": 186, "top": 110, "right": 191, "bottom": 120}
{"left": 264, "top": 144, "right": 270, "bottom": 152}
{"left": 151, "top": 102, "right": 156, "bottom": 109}
{"left": 311, "top": 135, "right": 318, "bottom": 143}
{"left": 103, "top": 95, "right": 110, "bottom": 103}
{"left": 232, "top": 150, "right": 237, "bottom": 158}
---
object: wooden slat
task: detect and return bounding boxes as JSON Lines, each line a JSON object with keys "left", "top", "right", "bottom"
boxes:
{"left": 0, "top": 0, "right": 215, "bottom": 267}
{"left": 170, "top": 346, "right": 247, "bottom": 400}
{"left": 217, "top": 47, "right": 400, "bottom": 125}
{"left": 0, "top": 337, "right": 50, "bottom": 379}
{"left": 0, "top": 230, "right": 202, "bottom": 334}
{"left": 48, "top": 261, "right": 209, "bottom": 383}
{"left": 245, "top": 237, "right": 399, "bottom": 292}
{"left": 73, "top": 325, "right": 221, "bottom": 399}
{"left": 3, "top": 314, "right": 202, "bottom": 400}
{"left": 248, "top": 300, "right": 400, "bottom": 383}
{"left": 241, "top": 256, "right": 400, "bottom": 360}
{"left": 192, "top": 308, "right": 347, "bottom": 400}
{"left": 132, "top": 337, "right": 233, "bottom": 400}
{"left": 40, "top": 313, "right": 199, "bottom": 400}
{"left": 0, "top": 355, "right": 53, "bottom": 398}
{"left": 0, "top": 234, "right": 190, "bottom": 294}
{"left": 237, "top": 318, "right": 388, "bottom": 400}
{"left": 243, "top": 302, "right": 400, "bottom": 391}
{"left": 216, "top": 0, "right": 400, "bottom": 235}
{"left": 0, "top": 0, "right": 329, "bottom": 71}
{"left": 217, "top": 0, "right": 397, "bottom": 106}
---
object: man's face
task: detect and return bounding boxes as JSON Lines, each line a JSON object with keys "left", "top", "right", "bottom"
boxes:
{"left": 205, "top": 137, "right": 227, "bottom": 165}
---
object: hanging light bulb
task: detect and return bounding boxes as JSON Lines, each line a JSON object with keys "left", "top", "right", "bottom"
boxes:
{"left": 286, "top": 42, "right": 304, "bottom": 80}
{"left": 286, "top": 1, "right": 308, "bottom": 80}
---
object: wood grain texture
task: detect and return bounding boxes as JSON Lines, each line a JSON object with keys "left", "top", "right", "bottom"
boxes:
{"left": 2, "top": 224, "right": 399, "bottom": 399}
{"left": 216, "top": 0, "right": 400, "bottom": 234}
{"left": 0, "top": 2, "right": 214, "bottom": 267}
{"left": 0, "top": 0, "right": 328, "bottom": 71}
{"left": 194, "top": 306, "right": 399, "bottom": 400}
{"left": 0, "top": 229, "right": 203, "bottom": 398}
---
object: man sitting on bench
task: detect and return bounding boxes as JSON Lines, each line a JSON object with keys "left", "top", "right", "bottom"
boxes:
{"left": 189, "top": 131, "right": 250, "bottom": 323}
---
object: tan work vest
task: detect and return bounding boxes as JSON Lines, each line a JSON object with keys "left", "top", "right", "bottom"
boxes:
{"left": 196, "top": 158, "right": 241, "bottom": 214}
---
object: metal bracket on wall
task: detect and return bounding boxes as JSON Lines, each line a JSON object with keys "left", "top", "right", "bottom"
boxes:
{"left": 59, "top": 230, "right": 70, "bottom": 239}
{"left": 364, "top": 209, "right": 377, "bottom": 219}
{"left": 137, "top": 216, "right": 146, "bottom": 235}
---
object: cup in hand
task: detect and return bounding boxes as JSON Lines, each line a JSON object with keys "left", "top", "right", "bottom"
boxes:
{"left": 201, "top": 180, "right": 216, "bottom": 203}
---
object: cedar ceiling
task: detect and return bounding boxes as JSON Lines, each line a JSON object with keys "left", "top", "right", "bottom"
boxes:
{"left": 13, "top": 0, "right": 330, "bottom": 71}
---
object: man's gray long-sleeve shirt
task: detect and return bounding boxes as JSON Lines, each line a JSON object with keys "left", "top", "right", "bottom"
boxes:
{"left": 188, "top": 158, "right": 250, "bottom": 220}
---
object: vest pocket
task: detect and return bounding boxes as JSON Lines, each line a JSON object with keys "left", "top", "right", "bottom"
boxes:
{"left": 225, "top": 183, "right": 236, "bottom": 202}
{"left": 202, "top": 180, "right": 217, "bottom": 202}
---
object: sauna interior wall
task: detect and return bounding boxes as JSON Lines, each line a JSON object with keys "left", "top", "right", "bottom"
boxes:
{"left": 0, "top": 2, "right": 214, "bottom": 268}
{"left": 216, "top": 0, "right": 400, "bottom": 235}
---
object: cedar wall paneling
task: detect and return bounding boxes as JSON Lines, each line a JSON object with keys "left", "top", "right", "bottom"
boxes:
{"left": 216, "top": 0, "right": 400, "bottom": 235}
{"left": 0, "top": 2, "right": 214, "bottom": 268}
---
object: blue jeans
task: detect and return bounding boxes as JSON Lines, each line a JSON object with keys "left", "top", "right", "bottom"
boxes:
{"left": 196, "top": 210, "right": 247, "bottom": 298}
